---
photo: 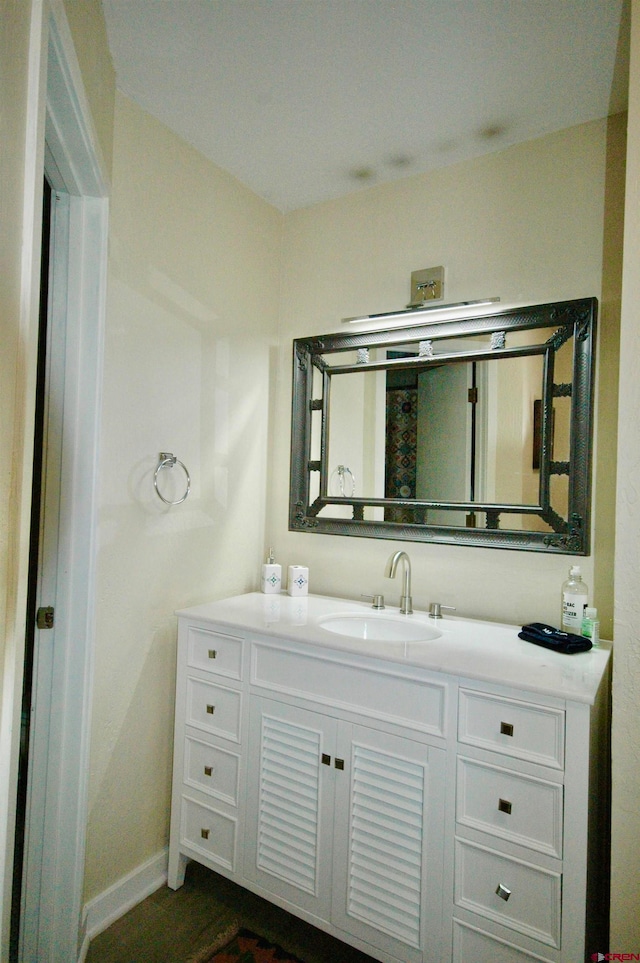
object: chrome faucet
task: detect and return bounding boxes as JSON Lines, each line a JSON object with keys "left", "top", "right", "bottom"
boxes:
{"left": 384, "top": 550, "right": 413, "bottom": 615}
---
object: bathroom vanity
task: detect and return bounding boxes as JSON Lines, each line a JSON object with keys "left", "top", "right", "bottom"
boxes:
{"left": 167, "top": 593, "right": 610, "bottom": 963}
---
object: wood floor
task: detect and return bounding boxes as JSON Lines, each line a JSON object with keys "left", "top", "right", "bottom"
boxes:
{"left": 86, "top": 862, "right": 377, "bottom": 963}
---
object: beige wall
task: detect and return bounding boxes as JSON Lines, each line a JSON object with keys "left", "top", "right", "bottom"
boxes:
{"left": 272, "top": 119, "right": 622, "bottom": 635}
{"left": 83, "top": 92, "right": 282, "bottom": 900}
{"left": 594, "top": 111, "right": 626, "bottom": 648}
{"left": 611, "top": 0, "right": 640, "bottom": 948}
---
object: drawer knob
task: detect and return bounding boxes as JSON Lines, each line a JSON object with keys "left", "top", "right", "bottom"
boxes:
{"left": 500, "top": 721, "right": 514, "bottom": 737}
{"left": 204, "top": 765, "right": 213, "bottom": 777}
{"left": 498, "top": 798, "right": 513, "bottom": 815}
{"left": 208, "top": 649, "right": 217, "bottom": 659}
{"left": 201, "top": 828, "right": 210, "bottom": 840}
{"left": 496, "top": 883, "right": 511, "bottom": 901}
{"left": 206, "top": 704, "right": 215, "bottom": 715}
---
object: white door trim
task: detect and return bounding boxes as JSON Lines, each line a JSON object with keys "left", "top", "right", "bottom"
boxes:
{"left": 46, "top": 0, "right": 109, "bottom": 198}
{"left": 17, "top": 2, "right": 109, "bottom": 960}
{"left": 18, "top": 186, "right": 72, "bottom": 961}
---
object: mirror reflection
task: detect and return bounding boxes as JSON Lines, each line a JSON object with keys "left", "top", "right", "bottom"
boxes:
{"left": 291, "top": 299, "right": 596, "bottom": 553}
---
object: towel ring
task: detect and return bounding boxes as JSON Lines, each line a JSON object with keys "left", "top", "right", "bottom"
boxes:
{"left": 329, "top": 464, "right": 355, "bottom": 498}
{"left": 154, "top": 452, "right": 191, "bottom": 506}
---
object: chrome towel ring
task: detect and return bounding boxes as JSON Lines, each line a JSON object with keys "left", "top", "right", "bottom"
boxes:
{"left": 329, "top": 464, "right": 355, "bottom": 498}
{"left": 154, "top": 452, "right": 191, "bottom": 506}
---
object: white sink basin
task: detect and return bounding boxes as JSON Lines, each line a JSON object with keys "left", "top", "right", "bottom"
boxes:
{"left": 319, "top": 614, "right": 441, "bottom": 643}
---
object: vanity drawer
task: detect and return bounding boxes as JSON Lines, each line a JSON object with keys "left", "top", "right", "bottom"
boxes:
{"left": 184, "top": 734, "right": 240, "bottom": 806}
{"left": 186, "top": 677, "right": 242, "bottom": 743}
{"left": 453, "top": 920, "right": 555, "bottom": 963}
{"left": 458, "top": 689, "right": 565, "bottom": 769}
{"left": 456, "top": 757, "right": 563, "bottom": 858}
{"left": 454, "top": 838, "right": 561, "bottom": 948}
{"left": 181, "top": 795, "right": 236, "bottom": 872}
{"left": 186, "top": 624, "right": 243, "bottom": 681}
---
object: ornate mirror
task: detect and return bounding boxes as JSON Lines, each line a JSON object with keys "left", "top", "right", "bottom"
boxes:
{"left": 289, "top": 298, "right": 597, "bottom": 553}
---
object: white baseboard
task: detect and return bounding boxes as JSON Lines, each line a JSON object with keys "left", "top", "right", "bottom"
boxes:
{"left": 78, "top": 848, "right": 168, "bottom": 960}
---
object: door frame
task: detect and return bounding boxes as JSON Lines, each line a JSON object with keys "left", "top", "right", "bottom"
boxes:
{"left": 11, "top": 2, "right": 109, "bottom": 960}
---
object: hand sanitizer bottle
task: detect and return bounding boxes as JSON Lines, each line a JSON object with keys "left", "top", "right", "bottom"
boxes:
{"left": 561, "top": 565, "right": 588, "bottom": 631}
{"left": 581, "top": 607, "right": 600, "bottom": 646}
{"left": 261, "top": 549, "right": 282, "bottom": 595}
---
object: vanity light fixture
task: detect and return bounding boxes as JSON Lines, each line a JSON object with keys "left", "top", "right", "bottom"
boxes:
{"left": 341, "top": 297, "right": 501, "bottom": 325}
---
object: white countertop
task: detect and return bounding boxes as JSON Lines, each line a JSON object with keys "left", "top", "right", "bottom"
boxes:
{"left": 177, "top": 592, "right": 611, "bottom": 705}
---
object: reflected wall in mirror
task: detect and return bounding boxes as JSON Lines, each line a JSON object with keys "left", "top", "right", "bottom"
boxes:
{"left": 290, "top": 298, "right": 597, "bottom": 553}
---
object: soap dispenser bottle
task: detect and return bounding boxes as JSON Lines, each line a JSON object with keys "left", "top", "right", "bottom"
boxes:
{"left": 561, "top": 565, "right": 588, "bottom": 631}
{"left": 261, "top": 548, "right": 282, "bottom": 595}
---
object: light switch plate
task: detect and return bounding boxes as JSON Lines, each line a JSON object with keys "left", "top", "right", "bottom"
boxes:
{"left": 409, "top": 266, "right": 444, "bottom": 306}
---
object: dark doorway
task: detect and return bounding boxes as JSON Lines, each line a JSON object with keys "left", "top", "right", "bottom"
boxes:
{"left": 10, "top": 178, "right": 53, "bottom": 961}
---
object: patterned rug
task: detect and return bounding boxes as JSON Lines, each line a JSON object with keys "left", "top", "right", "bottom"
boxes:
{"left": 197, "top": 928, "right": 305, "bottom": 963}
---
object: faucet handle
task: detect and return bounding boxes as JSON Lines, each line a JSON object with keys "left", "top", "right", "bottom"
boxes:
{"left": 361, "top": 593, "right": 385, "bottom": 610}
{"left": 428, "top": 602, "right": 456, "bottom": 619}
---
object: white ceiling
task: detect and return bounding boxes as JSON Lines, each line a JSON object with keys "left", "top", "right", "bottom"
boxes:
{"left": 101, "top": 0, "right": 628, "bottom": 213}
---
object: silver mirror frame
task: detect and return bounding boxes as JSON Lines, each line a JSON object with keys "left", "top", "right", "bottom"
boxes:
{"left": 289, "top": 298, "right": 597, "bottom": 553}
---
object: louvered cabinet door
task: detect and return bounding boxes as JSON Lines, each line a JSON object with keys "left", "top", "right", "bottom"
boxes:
{"left": 332, "top": 724, "right": 447, "bottom": 963}
{"left": 244, "top": 697, "right": 338, "bottom": 921}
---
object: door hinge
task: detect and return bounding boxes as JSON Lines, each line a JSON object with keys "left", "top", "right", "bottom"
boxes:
{"left": 468, "top": 386, "right": 478, "bottom": 404}
{"left": 36, "top": 606, "right": 55, "bottom": 629}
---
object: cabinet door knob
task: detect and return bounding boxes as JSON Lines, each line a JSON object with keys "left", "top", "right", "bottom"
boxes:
{"left": 495, "top": 883, "right": 511, "bottom": 901}
{"left": 500, "top": 721, "right": 514, "bottom": 737}
{"left": 201, "top": 828, "right": 210, "bottom": 840}
{"left": 208, "top": 649, "right": 217, "bottom": 659}
{"left": 204, "top": 765, "right": 213, "bottom": 777}
{"left": 321, "top": 753, "right": 331, "bottom": 766}
{"left": 334, "top": 758, "right": 344, "bottom": 770}
{"left": 206, "top": 704, "right": 215, "bottom": 714}
{"left": 498, "top": 798, "right": 512, "bottom": 814}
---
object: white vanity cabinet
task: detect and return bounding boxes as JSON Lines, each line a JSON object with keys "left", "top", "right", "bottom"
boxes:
{"left": 167, "top": 619, "right": 247, "bottom": 888}
{"left": 451, "top": 682, "right": 609, "bottom": 963}
{"left": 168, "top": 595, "right": 610, "bottom": 963}
{"left": 244, "top": 692, "right": 447, "bottom": 963}
{"left": 453, "top": 688, "right": 566, "bottom": 961}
